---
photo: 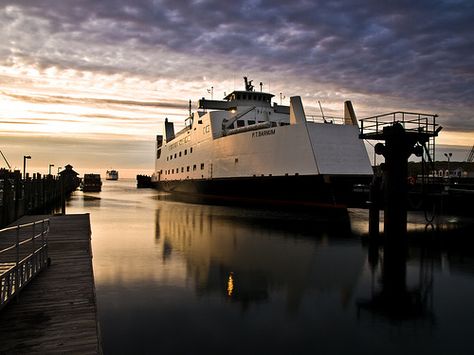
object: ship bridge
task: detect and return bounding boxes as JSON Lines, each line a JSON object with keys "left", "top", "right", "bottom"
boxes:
{"left": 199, "top": 77, "right": 274, "bottom": 111}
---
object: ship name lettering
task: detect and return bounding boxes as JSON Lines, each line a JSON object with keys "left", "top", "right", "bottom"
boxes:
{"left": 169, "top": 135, "right": 191, "bottom": 150}
{"left": 252, "top": 129, "right": 275, "bottom": 138}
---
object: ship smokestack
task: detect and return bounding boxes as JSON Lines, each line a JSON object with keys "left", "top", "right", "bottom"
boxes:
{"left": 164, "top": 118, "right": 175, "bottom": 142}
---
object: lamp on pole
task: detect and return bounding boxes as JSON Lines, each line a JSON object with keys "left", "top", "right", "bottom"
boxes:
{"left": 444, "top": 152, "right": 452, "bottom": 178}
{"left": 23, "top": 155, "right": 31, "bottom": 180}
{"left": 49, "top": 164, "right": 54, "bottom": 175}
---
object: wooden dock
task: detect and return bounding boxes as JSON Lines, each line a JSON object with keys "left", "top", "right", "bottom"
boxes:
{"left": 0, "top": 214, "right": 101, "bottom": 354}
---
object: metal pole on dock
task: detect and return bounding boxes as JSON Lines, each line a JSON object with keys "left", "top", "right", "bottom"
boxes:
{"left": 60, "top": 175, "right": 66, "bottom": 215}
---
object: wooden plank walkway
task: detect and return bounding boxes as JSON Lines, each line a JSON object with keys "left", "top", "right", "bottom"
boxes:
{"left": 0, "top": 214, "right": 102, "bottom": 354}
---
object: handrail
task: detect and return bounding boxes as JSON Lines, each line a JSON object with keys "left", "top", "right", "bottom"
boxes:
{"left": 306, "top": 114, "right": 345, "bottom": 124}
{"left": 361, "top": 111, "right": 438, "bottom": 120}
{"left": 0, "top": 219, "right": 49, "bottom": 233}
{"left": 359, "top": 111, "right": 439, "bottom": 138}
{"left": 0, "top": 218, "right": 50, "bottom": 310}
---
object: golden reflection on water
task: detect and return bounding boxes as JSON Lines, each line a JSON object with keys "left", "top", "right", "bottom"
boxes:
{"left": 227, "top": 272, "right": 234, "bottom": 297}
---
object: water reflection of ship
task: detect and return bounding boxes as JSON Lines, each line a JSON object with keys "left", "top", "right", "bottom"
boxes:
{"left": 155, "top": 204, "right": 366, "bottom": 311}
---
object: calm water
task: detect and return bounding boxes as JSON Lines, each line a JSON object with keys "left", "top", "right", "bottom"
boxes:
{"left": 67, "top": 179, "right": 474, "bottom": 355}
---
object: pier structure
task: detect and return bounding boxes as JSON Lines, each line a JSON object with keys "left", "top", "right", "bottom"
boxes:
{"left": 359, "top": 111, "right": 440, "bottom": 239}
{"left": 0, "top": 214, "right": 101, "bottom": 354}
{"left": 358, "top": 112, "right": 440, "bottom": 320}
{"left": 0, "top": 165, "right": 80, "bottom": 228}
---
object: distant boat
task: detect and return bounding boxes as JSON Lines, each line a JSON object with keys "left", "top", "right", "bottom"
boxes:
{"left": 106, "top": 170, "right": 119, "bottom": 181}
{"left": 82, "top": 174, "right": 102, "bottom": 192}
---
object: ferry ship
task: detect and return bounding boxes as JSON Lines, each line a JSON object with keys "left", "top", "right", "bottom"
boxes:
{"left": 106, "top": 169, "right": 119, "bottom": 181}
{"left": 151, "top": 78, "right": 373, "bottom": 207}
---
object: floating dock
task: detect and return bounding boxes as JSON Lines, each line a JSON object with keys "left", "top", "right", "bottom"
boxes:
{"left": 0, "top": 214, "right": 101, "bottom": 354}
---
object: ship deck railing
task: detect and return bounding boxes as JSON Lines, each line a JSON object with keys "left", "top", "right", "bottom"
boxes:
{"left": 359, "top": 111, "right": 439, "bottom": 140}
{"left": 0, "top": 219, "right": 50, "bottom": 310}
{"left": 306, "top": 115, "right": 345, "bottom": 124}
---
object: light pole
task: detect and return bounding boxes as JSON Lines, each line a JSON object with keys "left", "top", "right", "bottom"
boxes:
{"left": 49, "top": 164, "right": 54, "bottom": 175}
{"left": 57, "top": 166, "right": 62, "bottom": 174}
{"left": 444, "top": 152, "right": 452, "bottom": 178}
{"left": 23, "top": 155, "right": 31, "bottom": 180}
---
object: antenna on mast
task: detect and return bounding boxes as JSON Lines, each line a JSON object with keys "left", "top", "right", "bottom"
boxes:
{"left": 0, "top": 149, "right": 12, "bottom": 170}
{"left": 318, "top": 101, "right": 328, "bottom": 123}
{"left": 188, "top": 100, "right": 192, "bottom": 117}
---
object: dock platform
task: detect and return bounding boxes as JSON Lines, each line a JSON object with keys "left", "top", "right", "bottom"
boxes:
{"left": 0, "top": 214, "right": 101, "bottom": 354}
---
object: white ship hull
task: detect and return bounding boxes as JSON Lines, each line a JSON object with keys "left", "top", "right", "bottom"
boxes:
{"left": 152, "top": 81, "right": 372, "bottom": 207}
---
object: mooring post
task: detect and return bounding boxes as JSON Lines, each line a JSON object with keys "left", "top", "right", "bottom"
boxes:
{"left": 368, "top": 173, "right": 382, "bottom": 238}
{"left": 381, "top": 123, "right": 412, "bottom": 240}
{"left": 375, "top": 123, "right": 419, "bottom": 295}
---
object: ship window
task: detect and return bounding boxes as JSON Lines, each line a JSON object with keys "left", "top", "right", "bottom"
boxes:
{"left": 193, "top": 164, "right": 197, "bottom": 171}
{"left": 198, "top": 120, "right": 202, "bottom": 124}
{"left": 237, "top": 94, "right": 241, "bottom": 100}
{"left": 248, "top": 120, "right": 255, "bottom": 125}
{"left": 170, "top": 156, "right": 172, "bottom": 160}
{"left": 172, "top": 169, "right": 174, "bottom": 174}
{"left": 179, "top": 152, "right": 182, "bottom": 157}
{"left": 181, "top": 167, "right": 184, "bottom": 172}
{"left": 184, "top": 149, "right": 187, "bottom": 155}
{"left": 229, "top": 123, "right": 235, "bottom": 129}
{"left": 200, "top": 163, "right": 204, "bottom": 170}
{"left": 187, "top": 166, "right": 190, "bottom": 172}
{"left": 157, "top": 149, "right": 161, "bottom": 159}
{"left": 174, "top": 153, "right": 177, "bottom": 158}
{"left": 190, "top": 147, "right": 193, "bottom": 153}
{"left": 253, "top": 95, "right": 256, "bottom": 100}
{"left": 237, "top": 120, "right": 245, "bottom": 127}
{"left": 271, "top": 122, "right": 277, "bottom": 127}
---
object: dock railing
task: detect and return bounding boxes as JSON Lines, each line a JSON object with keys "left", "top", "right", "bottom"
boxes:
{"left": 359, "top": 111, "right": 440, "bottom": 165}
{"left": 359, "top": 111, "right": 439, "bottom": 139}
{"left": 0, "top": 219, "right": 50, "bottom": 310}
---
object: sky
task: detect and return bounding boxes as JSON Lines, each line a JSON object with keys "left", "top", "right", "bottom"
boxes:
{"left": 1, "top": 0, "right": 473, "bottom": 177}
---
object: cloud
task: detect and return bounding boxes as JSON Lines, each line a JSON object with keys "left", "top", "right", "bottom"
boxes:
{"left": 1, "top": 90, "right": 188, "bottom": 109}
{"left": 0, "top": 0, "right": 472, "bottom": 134}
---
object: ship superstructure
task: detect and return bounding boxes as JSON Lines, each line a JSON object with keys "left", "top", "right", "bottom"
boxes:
{"left": 106, "top": 169, "right": 119, "bottom": 181}
{"left": 151, "top": 78, "right": 373, "bottom": 206}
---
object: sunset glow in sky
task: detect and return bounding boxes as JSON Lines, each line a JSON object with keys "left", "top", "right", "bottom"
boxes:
{"left": 1, "top": 1, "right": 473, "bottom": 177}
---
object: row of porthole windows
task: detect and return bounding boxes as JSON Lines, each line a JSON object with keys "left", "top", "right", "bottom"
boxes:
{"left": 164, "top": 163, "right": 205, "bottom": 175}
{"left": 167, "top": 147, "right": 193, "bottom": 161}
{"left": 228, "top": 120, "right": 290, "bottom": 129}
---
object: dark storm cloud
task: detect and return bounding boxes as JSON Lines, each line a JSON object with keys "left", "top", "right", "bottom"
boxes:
{"left": 1, "top": 0, "right": 473, "bottom": 130}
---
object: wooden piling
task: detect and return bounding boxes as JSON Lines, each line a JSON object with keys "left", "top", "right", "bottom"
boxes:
{"left": 0, "top": 214, "right": 102, "bottom": 354}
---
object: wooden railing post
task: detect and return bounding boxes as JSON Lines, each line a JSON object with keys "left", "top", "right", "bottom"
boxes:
{"left": 32, "top": 222, "right": 36, "bottom": 273}
{"left": 15, "top": 225, "right": 20, "bottom": 297}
